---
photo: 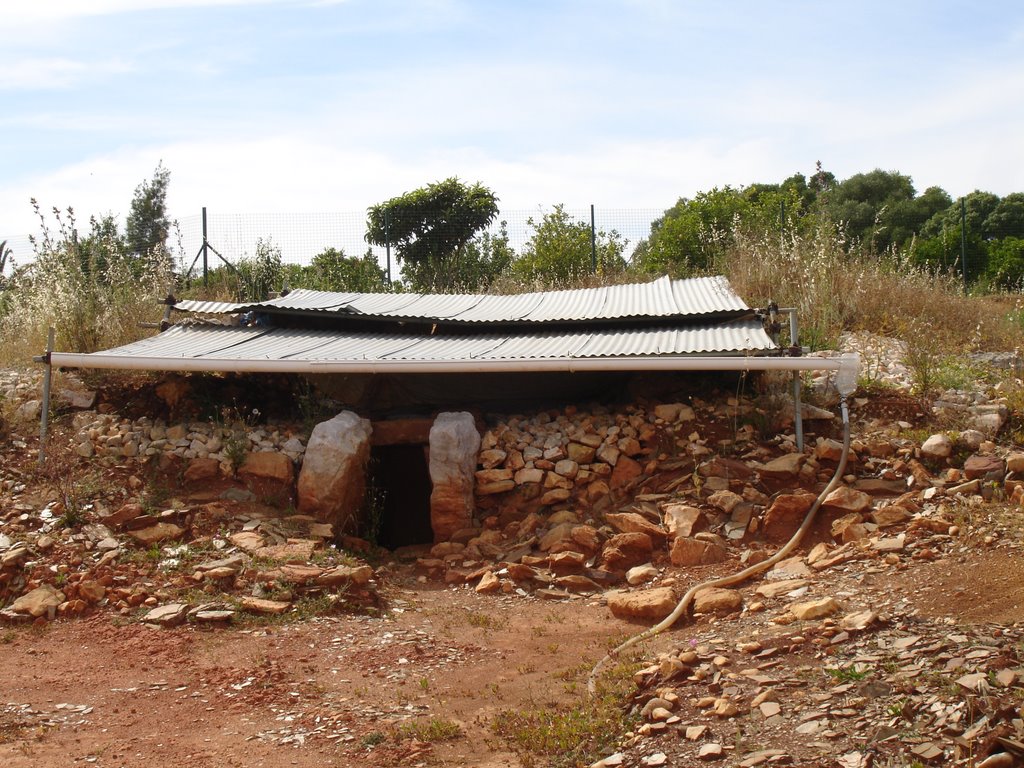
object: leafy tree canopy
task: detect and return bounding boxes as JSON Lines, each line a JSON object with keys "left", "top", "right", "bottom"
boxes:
{"left": 511, "top": 205, "right": 625, "bottom": 286}
{"left": 365, "top": 178, "right": 499, "bottom": 292}
{"left": 299, "top": 247, "right": 388, "bottom": 292}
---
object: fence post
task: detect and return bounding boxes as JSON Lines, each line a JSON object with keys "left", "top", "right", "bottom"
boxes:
{"left": 960, "top": 197, "right": 968, "bottom": 293}
{"left": 590, "top": 204, "right": 597, "bottom": 274}
{"left": 202, "top": 206, "right": 209, "bottom": 287}
{"left": 36, "top": 327, "right": 55, "bottom": 466}
{"left": 384, "top": 209, "right": 392, "bottom": 284}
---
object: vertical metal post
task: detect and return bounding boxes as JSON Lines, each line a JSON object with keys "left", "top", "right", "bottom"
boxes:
{"left": 590, "top": 204, "right": 597, "bottom": 274}
{"left": 37, "top": 327, "right": 55, "bottom": 466}
{"left": 780, "top": 199, "right": 786, "bottom": 250}
{"left": 202, "top": 206, "right": 209, "bottom": 287}
{"left": 384, "top": 209, "right": 392, "bottom": 285}
{"left": 960, "top": 197, "right": 968, "bottom": 293}
{"left": 789, "top": 312, "right": 804, "bottom": 452}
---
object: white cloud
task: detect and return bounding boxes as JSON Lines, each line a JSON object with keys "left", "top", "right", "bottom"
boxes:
{"left": 0, "top": 56, "right": 133, "bottom": 90}
{"left": 0, "top": 0, "right": 286, "bottom": 27}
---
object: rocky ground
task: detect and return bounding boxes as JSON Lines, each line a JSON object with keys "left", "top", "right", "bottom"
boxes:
{"left": 3, "top": 332, "right": 1024, "bottom": 768}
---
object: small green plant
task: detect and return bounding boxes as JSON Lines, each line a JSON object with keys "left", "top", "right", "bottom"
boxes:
{"left": 825, "top": 665, "right": 869, "bottom": 683}
{"left": 0, "top": 630, "right": 16, "bottom": 644}
{"left": 359, "top": 730, "right": 386, "bottom": 748}
{"left": 418, "top": 677, "right": 430, "bottom": 691}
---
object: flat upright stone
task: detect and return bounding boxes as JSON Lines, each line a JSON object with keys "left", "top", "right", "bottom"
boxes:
{"left": 429, "top": 412, "right": 482, "bottom": 541}
{"left": 297, "top": 410, "right": 372, "bottom": 534}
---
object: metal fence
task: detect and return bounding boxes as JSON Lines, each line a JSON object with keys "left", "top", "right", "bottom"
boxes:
{"left": 173, "top": 206, "right": 663, "bottom": 282}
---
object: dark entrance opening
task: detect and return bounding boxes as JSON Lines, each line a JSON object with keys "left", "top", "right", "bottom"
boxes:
{"left": 369, "top": 444, "right": 434, "bottom": 549}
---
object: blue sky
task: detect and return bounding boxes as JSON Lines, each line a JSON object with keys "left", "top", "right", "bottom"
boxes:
{"left": 2, "top": 0, "right": 1023, "bottom": 260}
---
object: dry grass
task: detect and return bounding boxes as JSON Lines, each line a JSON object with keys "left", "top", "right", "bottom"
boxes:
{"left": 722, "top": 224, "right": 1024, "bottom": 352}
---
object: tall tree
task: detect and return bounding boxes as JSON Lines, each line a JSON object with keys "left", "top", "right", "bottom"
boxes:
{"left": 365, "top": 178, "right": 499, "bottom": 292}
{"left": 983, "top": 192, "right": 1024, "bottom": 239}
{"left": 126, "top": 162, "right": 171, "bottom": 260}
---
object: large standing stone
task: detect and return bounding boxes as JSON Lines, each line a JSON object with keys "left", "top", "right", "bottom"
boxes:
{"left": 429, "top": 412, "right": 481, "bottom": 542}
{"left": 297, "top": 411, "right": 372, "bottom": 534}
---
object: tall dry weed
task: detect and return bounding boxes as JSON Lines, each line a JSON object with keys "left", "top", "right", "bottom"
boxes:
{"left": 0, "top": 206, "right": 172, "bottom": 363}
{"left": 721, "top": 222, "right": 1022, "bottom": 352}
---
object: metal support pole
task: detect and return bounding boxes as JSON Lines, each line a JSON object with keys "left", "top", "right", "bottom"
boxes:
{"left": 960, "top": 197, "right": 967, "bottom": 293}
{"left": 35, "top": 327, "right": 55, "bottom": 466}
{"left": 202, "top": 206, "right": 209, "bottom": 287}
{"left": 590, "top": 204, "right": 597, "bottom": 274}
{"left": 384, "top": 209, "right": 392, "bottom": 285}
{"left": 789, "top": 312, "right": 804, "bottom": 452}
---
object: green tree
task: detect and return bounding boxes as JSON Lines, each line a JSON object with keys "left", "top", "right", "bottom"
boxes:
{"left": 511, "top": 205, "right": 626, "bottom": 286}
{"left": 365, "top": 178, "right": 499, "bottom": 292}
{"left": 126, "top": 163, "right": 171, "bottom": 261}
{"left": 403, "top": 222, "right": 515, "bottom": 293}
{"left": 983, "top": 193, "right": 1024, "bottom": 239}
{"left": 633, "top": 187, "right": 751, "bottom": 275}
{"left": 922, "top": 190, "right": 1000, "bottom": 239}
{"left": 985, "top": 237, "right": 1024, "bottom": 289}
{"left": 822, "top": 169, "right": 916, "bottom": 250}
{"left": 299, "top": 248, "right": 388, "bottom": 292}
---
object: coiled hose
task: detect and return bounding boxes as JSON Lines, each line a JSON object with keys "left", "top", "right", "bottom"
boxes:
{"left": 587, "top": 397, "right": 851, "bottom": 696}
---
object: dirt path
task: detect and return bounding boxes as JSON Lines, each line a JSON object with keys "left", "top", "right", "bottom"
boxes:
{"left": 0, "top": 576, "right": 635, "bottom": 768}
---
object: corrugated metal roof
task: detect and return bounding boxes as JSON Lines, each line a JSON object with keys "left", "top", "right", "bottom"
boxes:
{"left": 94, "top": 318, "right": 775, "bottom": 363}
{"left": 173, "top": 275, "right": 754, "bottom": 324}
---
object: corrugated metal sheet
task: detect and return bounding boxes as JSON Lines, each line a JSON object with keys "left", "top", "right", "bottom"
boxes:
{"left": 96, "top": 318, "right": 775, "bottom": 363}
{"left": 173, "top": 275, "right": 753, "bottom": 324}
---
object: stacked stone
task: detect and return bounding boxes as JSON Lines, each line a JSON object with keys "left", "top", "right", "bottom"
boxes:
{"left": 71, "top": 412, "right": 307, "bottom": 469}
{"left": 474, "top": 402, "right": 697, "bottom": 520}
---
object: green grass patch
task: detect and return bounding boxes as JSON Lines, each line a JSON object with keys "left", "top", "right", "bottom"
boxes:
{"left": 492, "top": 656, "right": 640, "bottom": 768}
